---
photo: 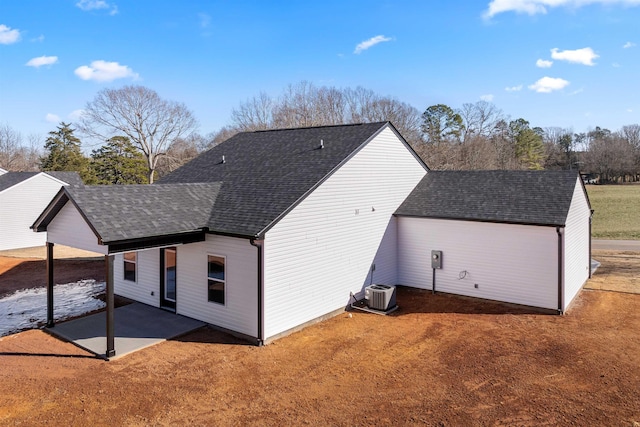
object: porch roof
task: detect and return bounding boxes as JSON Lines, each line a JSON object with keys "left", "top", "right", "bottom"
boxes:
{"left": 32, "top": 183, "right": 221, "bottom": 252}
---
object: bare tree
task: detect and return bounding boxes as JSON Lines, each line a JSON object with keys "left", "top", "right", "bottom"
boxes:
{"left": 227, "top": 82, "right": 422, "bottom": 147}
{"left": 0, "top": 124, "right": 22, "bottom": 170}
{"left": 620, "top": 124, "right": 640, "bottom": 149}
{"left": 231, "top": 92, "right": 274, "bottom": 131}
{"left": 0, "top": 125, "right": 42, "bottom": 171}
{"left": 584, "top": 134, "right": 635, "bottom": 183}
{"left": 459, "top": 101, "right": 504, "bottom": 143}
{"left": 155, "top": 133, "right": 210, "bottom": 178}
{"left": 79, "top": 85, "right": 198, "bottom": 183}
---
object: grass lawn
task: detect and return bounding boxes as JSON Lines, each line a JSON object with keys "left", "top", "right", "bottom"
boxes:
{"left": 586, "top": 184, "right": 640, "bottom": 239}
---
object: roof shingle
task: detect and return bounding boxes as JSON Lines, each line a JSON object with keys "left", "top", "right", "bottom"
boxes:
{"left": 160, "top": 122, "right": 392, "bottom": 236}
{"left": 395, "top": 170, "right": 582, "bottom": 226}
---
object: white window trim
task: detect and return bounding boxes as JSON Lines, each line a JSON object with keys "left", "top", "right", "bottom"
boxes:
{"left": 123, "top": 252, "right": 137, "bottom": 282}
{"left": 207, "top": 253, "right": 226, "bottom": 306}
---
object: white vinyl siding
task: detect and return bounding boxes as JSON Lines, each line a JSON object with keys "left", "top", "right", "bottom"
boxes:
{"left": 263, "top": 126, "right": 427, "bottom": 339}
{"left": 0, "top": 173, "right": 67, "bottom": 251}
{"left": 563, "top": 178, "right": 591, "bottom": 311}
{"left": 398, "top": 217, "right": 559, "bottom": 310}
{"left": 174, "top": 235, "right": 258, "bottom": 337}
{"left": 364, "top": 217, "right": 398, "bottom": 287}
{"left": 114, "top": 248, "right": 160, "bottom": 306}
{"left": 45, "top": 201, "right": 108, "bottom": 254}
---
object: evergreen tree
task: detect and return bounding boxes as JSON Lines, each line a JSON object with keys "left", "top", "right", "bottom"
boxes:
{"left": 421, "top": 104, "right": 464, "bottom": 144}
{"left": 90, "top": 136, "right": 148, "bottom": 184}
{"left": 40, "top": 122, "right": 90, "bottom": 177}
{"left": 509, "top": 119, "right": 545, "bottom": 170}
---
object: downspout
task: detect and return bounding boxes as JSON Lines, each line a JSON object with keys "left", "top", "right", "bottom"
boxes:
{"left": 556, "top": 227, "right": 564, "bottom": 314}
{"left": 589, "top": 209, "right": 594, "bottom": 279}
{"left": 250, "top": 239, "right": 264, "bottom": 346}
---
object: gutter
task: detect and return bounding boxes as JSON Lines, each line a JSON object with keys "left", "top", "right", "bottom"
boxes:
{"left": 556, "top": 226, "right": 564, "bottom": 313}
{"left": 250, "top": 238, "right": 265, "bottom": 346}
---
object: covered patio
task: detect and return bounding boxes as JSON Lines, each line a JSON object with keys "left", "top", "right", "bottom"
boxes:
{"left": 31, "top": 186, "right": 210, "bottom": 359}
{"left": 47, "top": 302, "right": 205, "bottom": 360}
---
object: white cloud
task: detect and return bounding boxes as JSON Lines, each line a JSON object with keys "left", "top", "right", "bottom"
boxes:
{"left": 25, "top": 55, "right": 58, "bottom": 68}
{"left": 528, "top": 76, "right": 570, "bottom": 93}
{"left": 480, "top": 94, "right": 495, "bottom": 101}
{"left": 536, "top": 59, "right": 553, "bottom": 68}
{"left": 354, "top": 35, "right": 392, "bottom": 54}
{"left": 569, "top": 87, "right": 584, "bottom": 95}
{"left": 0, "top": 24, "right": 20, "bottom": 44}
{"left": 198, "top": 13, "right": 212, "bottom": 37}
{"left": 551, "top": 47, "right": 598, "bottom": 65}
{"left": 199, "top": 13, "right": 211, "bottom": 28}
{"left": 483, "top": 0, "right": 640, "bottom": 19}
{"left": 76, "top": 0, "right": 118, "bottom": 15}
{"left": 627, "top": 108, "right": 633, "bottom": 112}
{"left": 505, "top": 84, "right": 523, "bottom": 92}
{"left": 536, "top": 58, "right": 553, "bottom": 68}
{"left": 74, "top": 60, "right": 138, "bottom": 82}
{"left": 45, "top": 113, "right": 60, "bottom": 123}
{"left": 69, "top": 109, "right": 86, "bottom": 120}
{"left": 612, "top": 62, "right": 621, "bottom": 67}
{"left": 31, "top": 35, "right": 45, "bottom": 43}
{"left": 623, "top": 41, "right": 636, "bottom": 48}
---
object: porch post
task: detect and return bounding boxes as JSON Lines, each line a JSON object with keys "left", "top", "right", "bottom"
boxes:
{"left": 105, "top": 254, "right": 115, "bottom": 358}
{"left": 46, "top": 242, "right": 54, "bottom": 328}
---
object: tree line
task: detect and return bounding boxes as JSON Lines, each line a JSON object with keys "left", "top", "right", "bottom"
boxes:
{"left": 1, "top": 82, "right": 639, "bottom": 184}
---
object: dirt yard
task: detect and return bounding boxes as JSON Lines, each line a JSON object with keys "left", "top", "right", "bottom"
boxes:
{"left": 0, "top": 249, "right": 638, "bottom": 426}
{"left": 0, "top": 245, "right": 104, "bottom": 298}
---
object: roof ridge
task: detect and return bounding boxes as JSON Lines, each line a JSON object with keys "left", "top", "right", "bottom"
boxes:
{"left": 250, "top": 121, "right": 387, "bottom": 133}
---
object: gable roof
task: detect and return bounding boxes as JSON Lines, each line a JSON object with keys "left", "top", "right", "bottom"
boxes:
{"left": 34, "top": 183, "right": 221, "bottom": 246}
{"left": 395, "top": 170, "right": 584, "bottom": 227}
{"left": 34, "top": 122, "right": 423, "bottom": 247}
{"left": 160, "top": 121, "right": 416, "bottom": 237}
{"left": 0, "top": 172, "right": 40, "bottom": 193}
{"left": 0, "top": 171, "right": 82, "bottom": 194}
{"left": 0, "top": 167, "right": 7, "bottom": 175}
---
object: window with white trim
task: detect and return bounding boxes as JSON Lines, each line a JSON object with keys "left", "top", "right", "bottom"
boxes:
{"left": 207, "top": 255, "right": 225, "bottom": 304}
{"left": 123, "top": 252, "right": 137, "bottom": 282}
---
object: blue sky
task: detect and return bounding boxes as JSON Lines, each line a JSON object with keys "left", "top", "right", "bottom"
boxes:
{"left": 1, "top": 0, "right": 639, "bottom": 142}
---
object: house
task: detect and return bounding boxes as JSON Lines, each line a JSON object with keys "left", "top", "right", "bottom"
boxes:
{"left": 0, "top": 171, "right": 82, "bottom": 251}
{"left": 31, "top": 122, "right": 592, "bottom": 356}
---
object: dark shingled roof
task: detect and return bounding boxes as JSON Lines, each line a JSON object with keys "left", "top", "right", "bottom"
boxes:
{"left": 395, "top": 170, "right": 583, "bottom": 227}
{"left": 45, "top": 171, "right": 83, "bottom": 186}
{"left": 0, "top": 171, "right": 82, "bottom": 193}
{"left": 0, "top": 172, "right": 40, "bottom": 192}
{"left": 34, "top": 122, "right": 406, "bottom": 244}
{"left": 159, "top": 122, "right": 394, "bottom": 236}
{"left": 66, "top": 183, "right": 221, "bottom": 243}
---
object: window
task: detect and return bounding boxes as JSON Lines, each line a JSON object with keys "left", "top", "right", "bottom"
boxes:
{"left": 207, "top": 255, "right": 225, "bottom": 304}
{"left": 123, "top": 252, "right": 137, "bottom": 282}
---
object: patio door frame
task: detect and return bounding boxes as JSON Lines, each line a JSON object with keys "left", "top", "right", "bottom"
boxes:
{"left": 160, "top": 247, "right": 177, "bottom": 311}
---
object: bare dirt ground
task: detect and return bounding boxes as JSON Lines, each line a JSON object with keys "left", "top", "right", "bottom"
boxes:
{"left": 0, "top": 249, "right": 105, "bottom": 298}
{"left": 0, "top": 249, "right": 639, "bottom": 426}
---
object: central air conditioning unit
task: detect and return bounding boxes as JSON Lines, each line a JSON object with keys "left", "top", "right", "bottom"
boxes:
{"left": 365, "top": 284, "right": 397, "bottom": 311}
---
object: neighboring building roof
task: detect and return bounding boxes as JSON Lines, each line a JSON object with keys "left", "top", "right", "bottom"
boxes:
{"left": 34, "top": 122, "right": 420, "bottom": 245}
{"left": 0, "top": 172, "right": 39, "bottom": 193}
{"left": 45, "top": 171, "right": 83, "bottom": 186}
{"left": 395, "top": 170, "right": 584, "bottom": 227}
{"left": 0, "top": 167, "right": 7, "bottom": 175}
{"left": 0, "top": 171, "right": 82, "bottom": 194}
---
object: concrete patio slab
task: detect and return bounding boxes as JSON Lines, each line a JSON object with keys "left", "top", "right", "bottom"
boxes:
{"left": 47, "top": 303, "right": 205, "bottom": 360}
